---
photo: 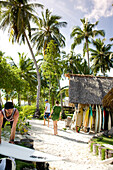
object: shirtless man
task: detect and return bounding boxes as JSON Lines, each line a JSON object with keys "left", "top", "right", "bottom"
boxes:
{"left": 0, "top": 102, "right": 19, "bottom": 144}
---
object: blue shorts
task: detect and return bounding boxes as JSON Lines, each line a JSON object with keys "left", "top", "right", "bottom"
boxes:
{"left": 44, "top": 113, "right": 50, "bottom": 119}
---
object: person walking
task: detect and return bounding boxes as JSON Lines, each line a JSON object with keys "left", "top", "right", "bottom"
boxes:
{"left": 0, "top": 102, "right": 19, "bottom": 144}
{"left": 44, "top": 99, "right": 50, "bottom": 127}
{"left": 50, "top": 101, "right": 61, "bottom": 135}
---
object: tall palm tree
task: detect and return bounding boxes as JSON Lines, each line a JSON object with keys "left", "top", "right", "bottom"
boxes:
{"left": 31, "top": 9, "right": 67, "bottom": 55}
{"left": 70, "top": 18, "right": 105, "bottom": 68}
{"left": 90, "top": 38, "right": 113, "bottom": 76}
{"left": 0, "top": 0, "right": 43, "bottom": 114}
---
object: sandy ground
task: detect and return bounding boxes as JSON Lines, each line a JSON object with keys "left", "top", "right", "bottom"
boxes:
{"left": 1, "top": 118, "right": 113, "bottom": 170}
{"left": 26, "top": 119, "right": 113, "bottom": 170}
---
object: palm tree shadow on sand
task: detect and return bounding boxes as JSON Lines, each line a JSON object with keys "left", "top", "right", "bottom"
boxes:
{"left": 55, "top": 134, "right": 88, "bottom": 144}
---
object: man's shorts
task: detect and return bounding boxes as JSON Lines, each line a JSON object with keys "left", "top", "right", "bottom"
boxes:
{"left": 44, "top": 113, "right": 50, "bottom": 119}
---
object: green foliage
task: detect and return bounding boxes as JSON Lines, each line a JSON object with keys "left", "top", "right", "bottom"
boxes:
{"left": 39, "top": 98, "right": 45, "bottom": 115}
{"left": 101, "top": 148, "right": 106, "bottom": 160}
{"left": 96, "top": 145, "right": 99, "bottom": 155}
{"left": 39, "top": 113, "right": 44, "bottom": 120}
{"left": 63, "top": 128, "right": 67, "bottom": 131}
{"left": 17, "top": 105, "right": 36, "bottom": 134}
{"left": 90, "top": 38, "right": 113, "bottom": 76}
{"left": 16, "top": 160, "right": 35, "bottom": 170}
{"left": 0, "top": 53, "right": 22, "bottom": 92}
{"left": 42, "top": 40, "right": 63, "bottom": 79}
{"left": 65, "top": 113, "right": 73, "bottom": 118}
{"left": 92, "top": 135, "right": 113, "bottom": 145}
{"left": 31, "top": 8, "right": 67, "bottom": 53}
{"left": 90, "top": 143, "right": 93, "bottom": 152}
{"left": 41, "top": 40, "right": 64, "bottom": 103}
{"left": 71, "top": 18, "right": 105, "bottom": 68}
{"left": 90, "top": 135, "right": 113, "bottom": 160}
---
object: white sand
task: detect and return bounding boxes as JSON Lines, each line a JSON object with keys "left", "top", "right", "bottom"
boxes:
{"left": 1, "top": 119, "right": 113, "bottom": 170}
{"left": 27, "top": 119, "right": 113, "bottom": 170}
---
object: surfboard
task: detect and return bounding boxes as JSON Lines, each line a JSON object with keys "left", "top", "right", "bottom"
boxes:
{"left": 83, "top": 107, "right": 89, "bottom": 128}
{"left": 101, "top": 157, "right": 113, "bottom": 164}
{"left": 76, "top": 108, "right": 83, "bottom": 130}
{"left": 0, "top": 141, "right": 63, "bottom": 162}
{"left": 89, "top": 105, "right": 93, "bottom": 130}
{"left": 108, "top": 113, "right": 111, "bottom": 130}
{"left": 102, "top": 108, "right": 104, "bottom": 130}
{"left": 98, "top": 105, "right": 102, "bottom": 133}
{"left": 95, "top": 105, "right": 98, "bottom": 133}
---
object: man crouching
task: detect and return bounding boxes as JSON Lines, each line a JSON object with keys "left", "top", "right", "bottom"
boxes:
{"left": 0, "top": 102, "right": 19, "bottom": 144}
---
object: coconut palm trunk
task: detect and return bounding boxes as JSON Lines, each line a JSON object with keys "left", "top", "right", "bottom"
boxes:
{"left": 24, "top": 32, "right": 41, "bottom": 116}
{"left": 86, "top": 37, "right": 90, "bottom": 68}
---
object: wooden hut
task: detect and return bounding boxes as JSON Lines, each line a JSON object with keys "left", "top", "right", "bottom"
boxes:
{"left": 102, "top": 88, "right": 113, "bottom": 129}
{"left": 65, "top": 74, "right": 113, "bottom": 133}
{"left": 102, "top": 88, "right": 113, "bottom": 111}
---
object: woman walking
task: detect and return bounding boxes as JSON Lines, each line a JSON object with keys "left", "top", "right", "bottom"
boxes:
{"left": 50, "top": 101, "right": 61, "bottom": 135}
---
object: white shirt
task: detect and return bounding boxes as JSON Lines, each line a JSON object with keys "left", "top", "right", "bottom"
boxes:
{"left": 45, "top": 103, "right": 50, "bottom": 113}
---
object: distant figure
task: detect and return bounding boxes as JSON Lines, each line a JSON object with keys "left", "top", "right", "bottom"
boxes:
{"left": 0, "top": 102, "right": 19, "bottom": 144}
{"left": 44, "top": 99, "right": 50, "bottom": 127}
{"left": 50, "top": 101, "right": 61, "bottom": 135}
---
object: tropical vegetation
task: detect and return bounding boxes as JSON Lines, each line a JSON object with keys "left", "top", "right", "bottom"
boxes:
{"left": 70, "top": 18, "right": 105, "bottom": 69}
{"left": 0, "top": 1, "right": 113, "bottom": 118}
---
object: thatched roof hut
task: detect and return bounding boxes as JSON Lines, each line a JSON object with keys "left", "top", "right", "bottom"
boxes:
{"left": 65, "top": 74, "right": 113, "bottom": 105}
{"left": 102, "top": 88, "right": 113, "bottom": 110}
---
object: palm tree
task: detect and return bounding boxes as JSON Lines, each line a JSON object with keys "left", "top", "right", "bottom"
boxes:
{"left": 63, "top": 50, "right": 91, "bottom": 75}
{"left": 0, "top": 0, "right": 43, "bottom": 115}
{"left": 63, "top": 50, "right": 82, "bottom": 74}
{"left": 8, "top": 52, "right": 37, "bottom": 105}
{"left": 31, "top": 8, "right": 67, "bottom": 55}
{"left": 70, "top": 18, "right": 105, "bottom": 68}
{"left": 90, "top": 38, "right": 113, "bottom": 76}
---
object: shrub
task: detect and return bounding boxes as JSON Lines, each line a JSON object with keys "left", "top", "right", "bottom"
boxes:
{"left": 39, "top": 113, "right": 44, "bottom": 120}
{"left": 17, "top": 105, "right": 36, "bottom": 134}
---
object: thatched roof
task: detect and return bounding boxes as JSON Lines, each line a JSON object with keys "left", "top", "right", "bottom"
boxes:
{"left": 65, "top": 74, "right": 113, "bottom": 105}
{"left": 102, "top": 88, "right": 113, "bottom": 110}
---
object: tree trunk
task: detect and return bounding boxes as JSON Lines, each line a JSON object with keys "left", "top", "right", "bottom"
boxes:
{"left": 86, "top": 37, "right": 90, "bottom": 69}
{"left": 51, "top": 94, "right": 54, "bottom": 107}
{"left": 27, "top": 96, "right": 31, "bottom": 105}
{"left": 57, "top": 77, "right": 63, "bottom": 114}
{"left": 6, "top": 94, "right": 8, "bottom": 102}
{"left": 0, "top": 90, "right": 2, "bottom": 104}
{"left": 18, "top": 93, "right": 21, "bottom": 106}
{"left": 24, "top": 32, "right": 41, "bottom": 117}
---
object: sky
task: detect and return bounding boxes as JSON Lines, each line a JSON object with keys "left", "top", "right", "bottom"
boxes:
{"left": 0, "top": 0, "right": 113, "bottom": 87}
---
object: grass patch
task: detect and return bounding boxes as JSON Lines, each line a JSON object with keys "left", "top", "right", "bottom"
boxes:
{"left": 63, "top": 128, "right": 67, "bottom": 131}
{"left": 101, "top": 148, "right": 106, "bottom": 160}
{"left": 92, "top": 135, "right": 113, "bottom": 146}
{"left": 90, "top": 143, "right": 93, "bottom": 152}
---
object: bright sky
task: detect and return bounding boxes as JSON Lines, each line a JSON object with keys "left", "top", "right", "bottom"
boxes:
{"left": 0, "top": 0, "right": 113, "bottom": 87}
